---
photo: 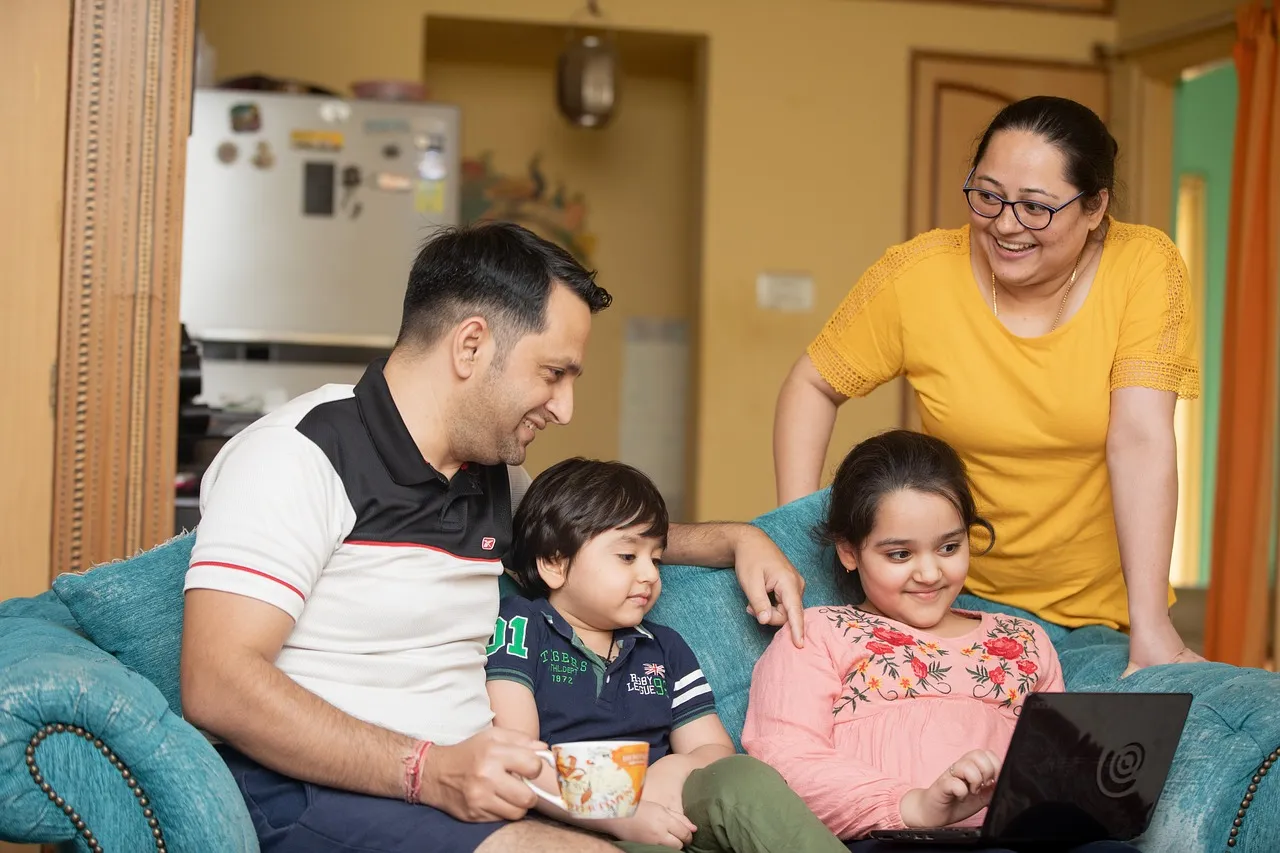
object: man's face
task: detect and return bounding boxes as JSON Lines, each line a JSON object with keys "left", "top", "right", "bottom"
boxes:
{"left": 454, "top": 284, "right": 591, "bottom": 466}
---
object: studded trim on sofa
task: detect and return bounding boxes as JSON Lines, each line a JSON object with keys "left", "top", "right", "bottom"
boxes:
{"left": 25, "top": 722, "right": 167, "bottom": 852}
{"left": 1226, "top": 747, "right": 1277, "bottom": 850}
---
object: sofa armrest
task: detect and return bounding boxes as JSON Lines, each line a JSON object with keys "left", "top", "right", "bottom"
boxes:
{"left": 1058, "top": 630, "right": 1280, "bottom": 853}
{"left": 0, "top": 614, "right": 258, "bottom": 852}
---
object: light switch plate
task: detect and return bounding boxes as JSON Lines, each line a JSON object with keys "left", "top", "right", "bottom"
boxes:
{"left": 756, "top": 271, "right": 814, "bottom": 312}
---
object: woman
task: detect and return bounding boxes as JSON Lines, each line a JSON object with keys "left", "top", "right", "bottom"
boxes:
{"left": 773, "top": 95, "right": 1202, "bottom": 675}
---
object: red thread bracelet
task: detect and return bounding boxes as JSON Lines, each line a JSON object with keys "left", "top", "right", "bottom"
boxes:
{"left": 403, "top": 740, "right": 433, "bottom": 803}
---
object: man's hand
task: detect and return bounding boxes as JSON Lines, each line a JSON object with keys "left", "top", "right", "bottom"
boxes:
{"left": 418, "top": 727, "right": 548, "bottom": 822}
{"left": 608, "top": 801, "right": 697, "bottom": 849}
{"left": 1123, "top": 616, "right": 1204, "bottom": 677}
{"left": 900, "top": 750, "right": 1000, "bottom": 829}
{"left": 733, "top": 526, "right": 806, "bottom": 647}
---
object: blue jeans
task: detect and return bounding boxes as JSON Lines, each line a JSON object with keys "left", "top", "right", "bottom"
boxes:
{"left": 217, "top": 745, "right": 507, "bottom": 853}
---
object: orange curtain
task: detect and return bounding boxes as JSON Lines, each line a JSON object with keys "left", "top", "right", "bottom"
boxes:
{"left": 1205, "top": 2, "right": 1280, "bottom": 668}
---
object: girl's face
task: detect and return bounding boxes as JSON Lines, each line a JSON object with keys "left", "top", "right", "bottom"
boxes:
{"left": 836, "top": 488, "right": 970, "bottom": 630}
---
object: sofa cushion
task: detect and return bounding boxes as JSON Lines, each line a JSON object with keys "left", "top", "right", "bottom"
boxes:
{"left": 51, "top": 534, "right": 195, "bottom": 715}
{"left": 648, "top": 491, "right": 838, "bottom": 747}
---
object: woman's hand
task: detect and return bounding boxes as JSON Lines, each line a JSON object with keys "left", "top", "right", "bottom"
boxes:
{"left": 1123, "top": 616, "right": 1204, "bottom": 677}
{"left": 899, "top": 750, "right": 1000, "bottom": 829}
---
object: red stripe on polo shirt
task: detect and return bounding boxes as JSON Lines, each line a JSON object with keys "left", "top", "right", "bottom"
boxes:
{"left": 189, "top": 560, "right": 306, "bottom": 600}
{"left": 343, "top": 539, "right": 503, "bottom": 564}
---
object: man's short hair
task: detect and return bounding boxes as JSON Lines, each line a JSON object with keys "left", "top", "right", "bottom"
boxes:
{"left": 395, "top": 221, "right": 612, "bottom": 355}
{"left": 508, "top": 458, "right": 669, "bottom": 599}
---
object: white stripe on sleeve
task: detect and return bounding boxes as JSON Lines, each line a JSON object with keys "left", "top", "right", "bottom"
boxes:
{"left": 671, "top": 683, "right": 712, "bottom": 709}
{"left": 674, "top": 669, "right": 705, "bottom": 692}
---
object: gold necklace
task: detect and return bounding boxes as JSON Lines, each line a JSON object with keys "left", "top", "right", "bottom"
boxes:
{"left": 991, "top": 246, "right": 1086, "bottom": 331}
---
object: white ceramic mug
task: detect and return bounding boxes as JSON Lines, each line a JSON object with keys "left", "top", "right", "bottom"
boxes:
{"left": 523, "top": 740, "right": 650, "bottom": 819}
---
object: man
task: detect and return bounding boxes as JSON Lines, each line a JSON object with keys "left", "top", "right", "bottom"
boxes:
{"left": 181, "top": 222, "right": 806, "bottom": 853}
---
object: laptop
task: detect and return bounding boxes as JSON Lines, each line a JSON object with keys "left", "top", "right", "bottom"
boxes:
{"left": 868, "top": 692, "right": 1192, "bottom": 849}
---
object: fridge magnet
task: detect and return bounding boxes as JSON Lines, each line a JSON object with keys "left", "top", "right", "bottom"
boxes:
{"left": 417, "top": 148, "right": 447, "bottom": 182}
{"left": 340, "top": 164, "right": 363, "bottom": 210}
{"left": 216, "top": 141, "right": 238, "bottom": 164}
{"left": 460, "top": 151, "right": 595, "bottom": 265}
{"left": 365, "top": 117, "right": 411, "bottom": 135}
{"left": 318, "top": 100, "right": 352, "bottom": 124}
{"left": 414, "top": 179, "right": 445, "bottom": 215}
{"left": 382, "top": 143, "right": 401, "bottom": 160}
{"left": 230, "top": 103, "right": 261, "bottom": 133}
{"left": 374, "top": 172, "right": 412, "bottom": 193}
{"left": 250, "top": 140, "right": 275, "bottom": 170}
{"left": 290, "top": 129, "right": 344, "bottom": 152}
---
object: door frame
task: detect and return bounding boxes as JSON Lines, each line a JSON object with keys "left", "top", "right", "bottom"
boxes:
{"left": 50, "top": 0, "right": 197, "bottom": 576}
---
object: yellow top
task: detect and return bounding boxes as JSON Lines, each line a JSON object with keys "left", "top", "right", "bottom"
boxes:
{"left": 808, "top": 220, "right": 1200, "bottom": 630}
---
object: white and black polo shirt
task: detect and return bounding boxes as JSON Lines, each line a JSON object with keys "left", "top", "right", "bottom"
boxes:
{"left": 185, "top": 359, "right": 532, "bottom": 745}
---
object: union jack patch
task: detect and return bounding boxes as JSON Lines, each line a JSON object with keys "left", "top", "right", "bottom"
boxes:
{"left": 643, "top": 663, "right": 666, "bottom": 678}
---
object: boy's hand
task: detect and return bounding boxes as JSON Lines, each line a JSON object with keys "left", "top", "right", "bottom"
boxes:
{"left": 610, "top": 801, "right": 697, "bottom": 849}
{"left": 640, "top": 753, "right": 696, "bottom": 815}
{"left": 900, "top": 749, "right": 1000, "bottom": 829}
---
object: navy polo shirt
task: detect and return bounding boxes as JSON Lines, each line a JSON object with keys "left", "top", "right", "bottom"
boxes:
{"left": 484, "top": 596, "right": 717, "bottom": 760}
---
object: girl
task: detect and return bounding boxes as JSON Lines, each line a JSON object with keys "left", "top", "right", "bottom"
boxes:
{"left": 741, "top": 430, "right": 1139, "bottom": 852}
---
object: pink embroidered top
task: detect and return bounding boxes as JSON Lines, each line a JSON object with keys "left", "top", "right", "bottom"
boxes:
{"left": 741, "top": 605, "right": 1065, "bottom": 840}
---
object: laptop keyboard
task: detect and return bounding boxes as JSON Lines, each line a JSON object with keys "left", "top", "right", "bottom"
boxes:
{"left": 874, "top": 827, "right": 984, "bottom": 841}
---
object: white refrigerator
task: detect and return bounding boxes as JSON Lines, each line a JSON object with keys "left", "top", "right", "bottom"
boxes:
{"left": 179, "top": 89, "right": 461, "bottom": 408}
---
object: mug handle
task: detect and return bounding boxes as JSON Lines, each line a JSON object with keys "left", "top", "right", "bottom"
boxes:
{"left": 522, "top": 749, "right": 563, "bottom": 809}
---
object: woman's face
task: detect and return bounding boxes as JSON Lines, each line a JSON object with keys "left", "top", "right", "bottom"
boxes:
{"left": 967, "top": 129, "right": 1108, "bottom": 291}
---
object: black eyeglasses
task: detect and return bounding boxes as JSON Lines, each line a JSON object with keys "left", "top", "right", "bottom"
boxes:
{"left": 961, "top": 167, "right": 1085, "bottom": 231}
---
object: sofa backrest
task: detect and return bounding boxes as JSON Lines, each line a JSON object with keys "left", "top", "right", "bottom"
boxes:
{"left": 49, "top": 493, "right": 839, "bottom": 746}
{"left": 645, "top": 491, "right": 836, "bottom": 746}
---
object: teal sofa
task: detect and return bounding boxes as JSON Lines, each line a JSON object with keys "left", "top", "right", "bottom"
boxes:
{"left": 1, "top": 492, "right": 1278, "bottom": 852}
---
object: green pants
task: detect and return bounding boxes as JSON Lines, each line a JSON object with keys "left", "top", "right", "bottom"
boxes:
{"left": 614, "top": 754, "right": 846, "bottom": 853}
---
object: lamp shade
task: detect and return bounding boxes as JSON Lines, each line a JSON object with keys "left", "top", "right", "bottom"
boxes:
{"left": 557, "top": 31, "right": 619, "bottom": 129}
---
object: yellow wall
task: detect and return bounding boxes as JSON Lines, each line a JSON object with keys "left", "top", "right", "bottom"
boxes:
{"left": 199, "top": 0, "right": 1115, "bottom": 522}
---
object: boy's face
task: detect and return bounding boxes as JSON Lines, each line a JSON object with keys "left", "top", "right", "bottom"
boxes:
{"left": 545, "top": 524, "right": 664, "bottom": 629}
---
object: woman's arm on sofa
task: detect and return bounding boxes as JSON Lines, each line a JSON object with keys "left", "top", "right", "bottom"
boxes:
{"left": 773, "top": 355, "right": 847, "bottom": 505}
{"left": 1107, "top": 386, "right": 1203, "bottom": 675}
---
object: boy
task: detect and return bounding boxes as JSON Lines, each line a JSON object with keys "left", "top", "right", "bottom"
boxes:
{"left": 485, "top": 458, "right": 846, "bottom": 852}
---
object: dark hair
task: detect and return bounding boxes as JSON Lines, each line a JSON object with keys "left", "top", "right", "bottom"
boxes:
{"left": 972, "top": 96, "right": 1118, "bottom": 215}
{"left": 395, "top": 221, "right": 613, "bottom": 357}
{"left": 508, "top": 458, "right": 669, "bottom": 598}
{"left": 819, "top": 430, "right": 994, "bottom": 605}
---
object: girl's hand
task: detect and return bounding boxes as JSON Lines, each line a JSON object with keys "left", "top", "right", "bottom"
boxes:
{"left": 900, "top": 749, "right": 1000, "bottom": 828}
{"left": 609, "top": 801, "right": 697, "bottom": 849}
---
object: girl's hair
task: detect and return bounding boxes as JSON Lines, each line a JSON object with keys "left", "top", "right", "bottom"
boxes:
{"left": 818, "top": 430, "right": 994, "bottom": 605}
{"left": 508, "top": 457, "right": 668, "bottom": 598}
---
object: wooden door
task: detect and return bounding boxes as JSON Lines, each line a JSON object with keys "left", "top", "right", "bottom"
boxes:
{"left": 900, "top": 52, "right": 1109, "bottom": 427}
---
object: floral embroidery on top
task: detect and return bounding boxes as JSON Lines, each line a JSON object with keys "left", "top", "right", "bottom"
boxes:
{"left": 960, "top": 616, "right": 1043, "bottom": 710}
{"left": 821, "top": 607, "right": 1044, "bottom": 718}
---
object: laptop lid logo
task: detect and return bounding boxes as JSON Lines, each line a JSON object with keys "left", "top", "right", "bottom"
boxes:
{"left": 1097, "top": 742, "right": 1146, "bottom": 798}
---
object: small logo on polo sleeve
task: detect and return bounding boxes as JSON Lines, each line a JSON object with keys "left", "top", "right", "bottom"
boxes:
{"left": 481, "top": 537, "right": 496, "bottom": 551}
